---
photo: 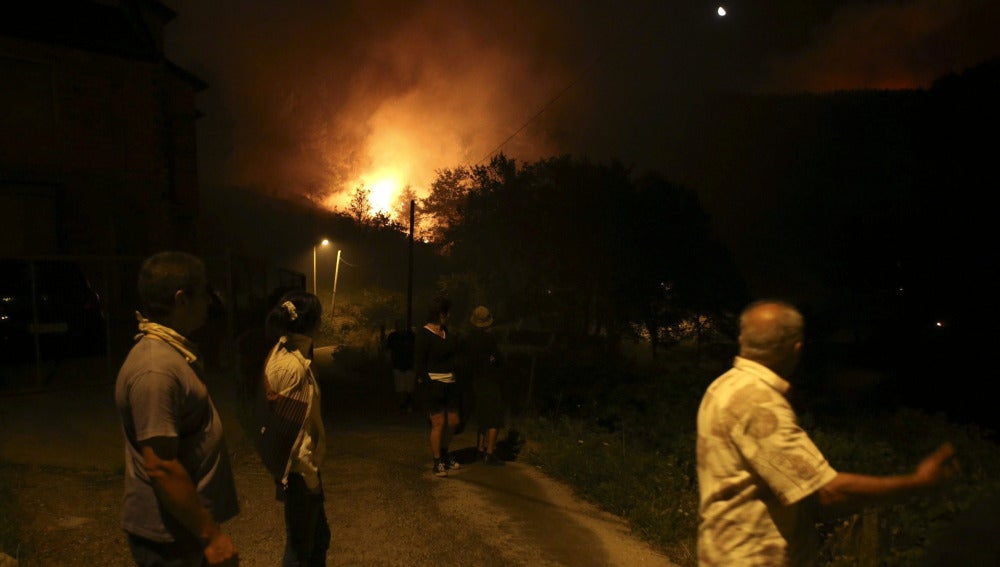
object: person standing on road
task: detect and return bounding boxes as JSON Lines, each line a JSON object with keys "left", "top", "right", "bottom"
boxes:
{"left": 414, "top": 296, "right": 462, "bottom": 477}
{"left": 463, "top": 305, "right": 507, "bottom": 466}
{"left": 256, "top": 291, "right": 330, "bottom": 566}
{"left": 115, "top": 251, "right": 240, "bottom": 566}
{"left": 696, "top": 299, "right": 960, "bottom": 566}
{"left": 384, "top": 318, "right": 416, "bottom": 414}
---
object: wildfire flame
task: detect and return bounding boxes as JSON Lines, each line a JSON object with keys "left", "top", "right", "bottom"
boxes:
{"left": 167, "top": 0, "right": 996, "bottom": 224}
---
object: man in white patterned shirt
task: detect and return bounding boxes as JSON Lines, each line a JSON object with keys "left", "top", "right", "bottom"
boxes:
{"left": 696, "top": 299, "right": 959, "bottom": 566}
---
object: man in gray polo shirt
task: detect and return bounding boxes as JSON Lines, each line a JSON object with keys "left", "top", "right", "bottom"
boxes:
{"left": 115, "top": 251, "right": 239, "bottom": 566}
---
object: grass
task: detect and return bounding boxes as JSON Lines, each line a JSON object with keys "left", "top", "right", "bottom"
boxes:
{"left": 517, "top": 415, "right": 700, "bottom": 565}
{"left": 509, "top": 344, "right": 1000, "bottom": 567}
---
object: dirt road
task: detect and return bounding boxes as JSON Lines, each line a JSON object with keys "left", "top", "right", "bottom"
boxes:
{"left": 0, "top": 350, "right": 678, "bottom": 566}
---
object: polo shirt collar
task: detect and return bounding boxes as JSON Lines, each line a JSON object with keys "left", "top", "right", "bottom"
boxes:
{"left": 733, "top": 356, "right": 790, "bottom": 394}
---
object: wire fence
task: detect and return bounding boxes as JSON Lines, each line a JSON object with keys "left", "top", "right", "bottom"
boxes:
{"left": 0, "top": 252, "right": 287, "bottom": 393}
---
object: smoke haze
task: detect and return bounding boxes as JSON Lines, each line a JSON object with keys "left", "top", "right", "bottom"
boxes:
{"left": 163, "top": 0, "right": 998, "bottom": 215}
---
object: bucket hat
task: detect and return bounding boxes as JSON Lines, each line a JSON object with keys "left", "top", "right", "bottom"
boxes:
{"left": 470, "top": 305, "right": 494, "bottom": 328}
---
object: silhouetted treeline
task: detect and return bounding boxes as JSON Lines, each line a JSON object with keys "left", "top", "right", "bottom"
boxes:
{"left": 420, "top": 154, "right": 748, "bottom": 353}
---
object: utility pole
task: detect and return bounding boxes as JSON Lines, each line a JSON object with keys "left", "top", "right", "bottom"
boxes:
{"left": 407, "top": 199, "right": 414, "bottom": 330}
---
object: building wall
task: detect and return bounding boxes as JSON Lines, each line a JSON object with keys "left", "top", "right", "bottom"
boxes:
{"left": 0, "top": 5, "right": 202, "bottom": 258}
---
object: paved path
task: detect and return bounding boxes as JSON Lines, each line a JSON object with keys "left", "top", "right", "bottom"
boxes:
{"left": 0, "top": 349, "right": 680, "bottom": 566}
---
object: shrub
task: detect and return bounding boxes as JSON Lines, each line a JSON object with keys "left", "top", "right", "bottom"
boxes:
{"left": 514, "top": 352, "right": 1000, "bottom": 567}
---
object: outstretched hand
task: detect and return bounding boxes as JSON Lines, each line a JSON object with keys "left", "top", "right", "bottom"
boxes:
{"left": 916, "top": 442, "right": 960, "bottom": 487}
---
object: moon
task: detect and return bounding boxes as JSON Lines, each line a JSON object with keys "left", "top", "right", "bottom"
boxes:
{"left": 717, "top": 6, "right": 727, "bottom": 17}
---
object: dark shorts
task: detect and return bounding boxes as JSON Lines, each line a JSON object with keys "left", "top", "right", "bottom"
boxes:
{"left": 474, "top": 376, "right": 505, "bottom": 430}
{"left": 418, "top": 379, "right": 461, "bottom": 415}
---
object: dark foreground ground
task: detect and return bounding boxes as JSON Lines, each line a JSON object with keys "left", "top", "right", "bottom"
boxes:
{"left": 0, "top": 349, "right": 680, "bottom": 567}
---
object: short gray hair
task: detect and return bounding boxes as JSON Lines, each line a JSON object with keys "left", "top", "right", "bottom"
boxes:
{"left": 738, "top": 299, "right": 804, "bottom": 360}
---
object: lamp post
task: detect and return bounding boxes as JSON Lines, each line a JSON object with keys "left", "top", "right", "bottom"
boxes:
{"left": 330, "top": 249, "right": 342, "bottom": 316}
{"left": 312, "top": 239, "right": 329, "bottom": 295}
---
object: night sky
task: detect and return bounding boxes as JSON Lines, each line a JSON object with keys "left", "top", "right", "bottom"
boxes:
{"left": 161, "top": 0, "right": 1000, "bottom": 213}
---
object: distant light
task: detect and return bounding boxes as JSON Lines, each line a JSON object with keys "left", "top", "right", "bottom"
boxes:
{"left": 935, "top": 321, "right": 943, "bottom": 327}
{"left": 717, "top": 6, "right": 727, "bottom": 17}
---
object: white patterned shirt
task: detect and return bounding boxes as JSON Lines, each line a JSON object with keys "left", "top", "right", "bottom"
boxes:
{"left": 696, "top": 357, "right": 837, "bottom": 566}
{"left": 264, "top": 334, "right": 326, "bottom": 492}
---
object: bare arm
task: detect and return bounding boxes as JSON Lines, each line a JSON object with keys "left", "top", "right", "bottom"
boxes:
{"left": 816, "top": 442, "right": 959, "bottom": 517}
{"left": 141, "top": 438, "right": 238, "bottom": 565}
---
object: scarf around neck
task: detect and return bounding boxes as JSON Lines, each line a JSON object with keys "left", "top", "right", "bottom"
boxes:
{"left": 134, "top": 311, "right": 200, "bottom": 367}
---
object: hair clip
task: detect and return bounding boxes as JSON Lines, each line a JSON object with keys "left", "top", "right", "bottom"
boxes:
{"left": 281, "top": 300, "right": 299, "bottom": 321}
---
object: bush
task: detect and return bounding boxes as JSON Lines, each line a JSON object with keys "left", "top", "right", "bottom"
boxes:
{"left": 514, "top": 353, "right": 1000, "bottom": 567}
{"left": 810, "top": 408, "right": 1000, "bottom": 566}
{"left": 317, "top": 288, "right": 402, "bottom": 352}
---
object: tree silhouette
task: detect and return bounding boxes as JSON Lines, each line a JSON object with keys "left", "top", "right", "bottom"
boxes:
{"left": 420, "top": 166, "right": 474, "bottom": 246}
{"left": 431, "top": 153, "right": 746, "bottom": 352}
{"left": 346, "top": 183, "right": 372, "bottom": 225}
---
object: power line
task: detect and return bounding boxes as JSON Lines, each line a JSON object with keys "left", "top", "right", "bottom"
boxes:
{"left": 470, "top": 3, "right": 659, "bottom": 168}
{"left": 472, "top": 55, "right": 604, "bottom": 167}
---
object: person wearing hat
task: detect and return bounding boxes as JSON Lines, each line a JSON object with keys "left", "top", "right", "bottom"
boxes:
{"left": 463, "top": 305, "right": 507, "bottom": 466}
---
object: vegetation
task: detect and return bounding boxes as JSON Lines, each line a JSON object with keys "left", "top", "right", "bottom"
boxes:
{"left": 415, "top": 154, "right": 748, "bottom": 355}
{"left": 264, "top": 118, "right": 1000, "bottom": 565}
{"left": 234, "top": 288, "right": 990, "bottom": 563}
{"left": 507, "top": 341, "right": 1000, "bottom": 567}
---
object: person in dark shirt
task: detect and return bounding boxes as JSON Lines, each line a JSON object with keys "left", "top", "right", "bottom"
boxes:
{"left": 413, "top": 297, "right": 461, "bottom": 477}
{"left": 463, "top": 305, "right": 506, "bottom": 466}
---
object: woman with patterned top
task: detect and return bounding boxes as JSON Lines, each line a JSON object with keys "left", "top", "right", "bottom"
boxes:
{"left": 257, "top": 291, "right": 329, "bottom": 566}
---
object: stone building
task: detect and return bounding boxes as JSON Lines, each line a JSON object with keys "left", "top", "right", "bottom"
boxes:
{"left": 0, "top": 0, "right": 205, "bottom": 257}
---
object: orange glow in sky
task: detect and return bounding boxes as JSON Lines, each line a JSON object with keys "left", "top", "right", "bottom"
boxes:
{"left": 348, "top": 125, "right": 417, "bottom": 214}
{"left": 370, "top": 178, "right": 399, "bottom": 213}
{"left": 165, "top": 0, "right": 998, "bottom": 222}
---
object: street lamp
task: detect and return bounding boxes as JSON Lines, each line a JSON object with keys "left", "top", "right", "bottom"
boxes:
{"left": 312, "top": 239, "right": 329, "bottom": 295}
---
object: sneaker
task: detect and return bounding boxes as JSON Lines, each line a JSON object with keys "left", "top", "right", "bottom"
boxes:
{"left": 483, "top": 453, "right": 506, "bottom": 466}
{"left": 433, "top": 460, "right": 448, "bottom": 477}
{"left": 443, "top": 453, "right": 461, "bottom": 470}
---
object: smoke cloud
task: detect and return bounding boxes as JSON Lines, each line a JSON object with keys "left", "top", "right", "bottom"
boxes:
{"left": 163, "top": 0, "right": 998, "bottom": 215}
{"left": 757, "top": 0, "right": 999, "bottom": 93}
